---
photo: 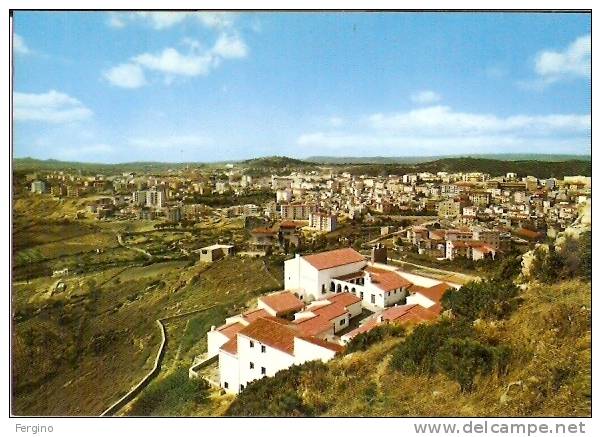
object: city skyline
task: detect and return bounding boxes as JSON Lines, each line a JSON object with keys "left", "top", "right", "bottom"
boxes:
{"left": 13, "top": 11, "right": 591, "bottom": 163}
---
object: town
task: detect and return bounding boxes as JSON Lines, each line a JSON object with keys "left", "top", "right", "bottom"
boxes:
{"left": 16, "top": 156, "right": 591, "bottom": 402}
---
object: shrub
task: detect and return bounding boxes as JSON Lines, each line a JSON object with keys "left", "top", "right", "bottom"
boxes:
{"left": 435, "top": 338, "right": 497, "bottom": 392}
{"left": 441, "top": 280, "right": 520, "bottom": 321}
{"left": 346, "top": 324, "right": 405, "bottom": 353}
{"left": 390, "top": 319, "right": 473, "bottom": 374}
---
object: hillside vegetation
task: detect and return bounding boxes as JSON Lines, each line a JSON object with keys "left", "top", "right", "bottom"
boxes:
{"left": 225, "top": 257, "right": 591, "bottom": 417}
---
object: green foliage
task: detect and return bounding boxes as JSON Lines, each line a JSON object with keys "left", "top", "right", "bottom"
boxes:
{"left": 441, "top": 280, "right": 520, "bottom": 321}
{"left": 128, "top": 368, "right": 210, "bottom": 416}
{"left": 390, "top": 319, "right": 473, "bottom": 374}
{"left": 530, "top": 232, "right": 592, "bottom": 283}
{"left": 346, "top": 324, "right": 405, "bottom": 353}
{"left": 225, "top": 361, "right": 329, "bottom": 417}
{"left": 435, "top": 338, "right": 509, "bottom": 392}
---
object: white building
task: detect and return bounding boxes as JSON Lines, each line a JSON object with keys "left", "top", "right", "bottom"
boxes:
{"left": 218, "top": 317, "right": 343, "bottom": 394}
{"left": 284, "top": 248, "right": 367, "bottom": 302}
{"left": 31, "top": 180, "right": 46, "bottom": 194}
{"left": 308, "top": 212, "right": 337, "bottom": 232}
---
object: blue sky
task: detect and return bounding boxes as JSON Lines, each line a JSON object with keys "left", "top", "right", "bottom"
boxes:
{"left": 13, "top": 11, "right": 591, "bottom": 163}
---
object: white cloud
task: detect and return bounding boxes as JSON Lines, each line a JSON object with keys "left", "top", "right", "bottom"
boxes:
{"left": 197, "top": 12, "right": 235, "bottom": 30}
{"left": 368, "top": 105, "right": 590, "bottom": 135}
{"left": 103, "top": 63, "right": 147, "bottom": 88}
{"left": 107, "top": 13, "right": 126, "bottom": 28}
{"left": 296, "top": 105, "right": 590, "bottom": 155}
{"left": 13, "top": 33, "right": 30, "bottom": 55}
{"left": 534, "top": 34, "right": 591, "bottom": 83}
{"left": 212, "top": 33, "right": 248, "bottom": 59}
{"left": 135, "top": 12, "right": 190, "bottom": 29}
{"left": 134, "top": 48, "right": 216, "bottom": 77}
{"left": 106, "top": 29, "right": 248, "bottom": 86}
{"left": 410, "top": 90, "right": 441, "bottom": 104}
{"left": 107, "top": 11, "right": 236, "bottom": 31}
{"left": 14, "top": 90, "right": 93, "bottom": 123}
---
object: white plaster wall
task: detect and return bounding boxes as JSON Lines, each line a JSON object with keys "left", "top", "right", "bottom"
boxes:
{"left": 207, "top": 330, "right": 229, "bottom": 357}
{"left": 237, "top": 333, "right": 295, "bottom": 390}
{"left": 406, "top": 292, "right": 436, "bottom": 308}
{"left": 293, "top": 338, "right": 337, "bottom": 364}
{"left": 218, "top": 350, "right": 240, "bottom": 394}
{"left": 396, "top": 271, "right": 442, "bottom": 288}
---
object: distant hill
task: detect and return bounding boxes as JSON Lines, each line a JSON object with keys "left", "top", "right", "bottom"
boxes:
{"left": 242, "top": 156, "right": 313, "bottom": 168}
{"left": 13, "top": 155, "right": 591, "bottom": 179}
{"left": 305, "top": 154, "right": 591, "bottom": 164}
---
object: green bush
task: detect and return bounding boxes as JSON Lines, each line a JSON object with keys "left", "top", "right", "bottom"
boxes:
{"left": 225, "top": 361, "right": 328, "bottom": 416}
{"left": 441, "top": 280, "right": 520, "bottom": 321}
{"left": 346, "top": 324, "right": 405, "bottom": 353}
{"left": 435, "top": 338, "right": 508, "bottom": 392}
{"left": 390, "top": 319, "right": 473, "bottom": 374}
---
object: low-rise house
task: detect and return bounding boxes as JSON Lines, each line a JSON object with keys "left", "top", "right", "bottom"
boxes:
{"left": 197, "top": 244, "right": 234, "bottom": 263}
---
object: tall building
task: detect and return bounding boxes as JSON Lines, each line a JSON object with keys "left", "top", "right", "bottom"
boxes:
{"left": 30, "top": 180, "right": 46, "bottom": 194}
{"left": 308, "top": 212, "right": 337, "bottom": 232}
{"left": 280, "top": 202, "right": 317, "bottom": 220}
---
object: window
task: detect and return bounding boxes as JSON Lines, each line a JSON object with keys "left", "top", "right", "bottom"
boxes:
{"left": 322, "top": 284, "right": 326, "bottom": 294}
{"left": 261, "top": 345, "right": 266, "bottom": 353}
{"left": 249, "top": 362, "right": 254, "bottom": 369}
{"left": 340, "top": 319, "right": 345, "bottom": 326}
{"left": 261, "top": 367, "right": 266, "bottom": 375}
{"left": 250, "top": 340, "right": 254, "bottom": 348}
{"left": 360, "top": 291, "right": 364, "bottom": 299}
{"left": 371, "top": 294, "right": 375, "bottom": 304}
{"left": 224, "top": 382, "right": 229, "bottom": 389}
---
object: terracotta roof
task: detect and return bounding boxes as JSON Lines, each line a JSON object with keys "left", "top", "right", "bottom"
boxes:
{"left": 302, "top": 248, "right": 365, "bottom": 270}
{"left": 343, "top": 319, "right": 379, "bottom": 339}
{"left": 259, "top": 291, "right": 304, "bottom": 315}
{"left": 514, "top": 228, "right": 543, "bottom": 240}
{"left": 382, "top": 304, "right": 438, "bottom": 322}
{"left": 366, "top": 266, "right": 412, "bottom": 291}
{"left": 279, "top": 220, "right": 304, "bottom": 229}
{"left": 408, "top": 283, "right": 450, "bottom": 304}
{"left": 312, "top": 301, "right": 348, "bottom": 320}
{"left": 220, "top": 337, "right": 238, "bottom": 355}
{"left": 297, "top": 336, "right": 344, "bottom": 353}
{"left": 238, "top": 317, "right": 297, "bottom": 355}
{"left": 327, "top": 292, "right": 362, "bottom": 307}
{"left": 216, "top": 322, "right": 244, "bottom": 339}
{"left": 242, "top": 308, "right": 271, "bottom": 323}
{"left": 294, "top": 315, "right": 333, "bottom": 337}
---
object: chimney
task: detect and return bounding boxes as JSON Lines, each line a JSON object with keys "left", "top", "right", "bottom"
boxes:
{"left": 371, "top": 243, "right": 387, "bottom": 264}
{"left": 377, "top": 314, "right": 384, "bottom": 323}
{"left": 210, "top": 325, "right": 216, "bottom": 331}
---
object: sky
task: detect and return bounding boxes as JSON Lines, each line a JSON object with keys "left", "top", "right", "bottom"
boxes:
{"left": 12, "top": 11, "right": 591, "bottom": 163}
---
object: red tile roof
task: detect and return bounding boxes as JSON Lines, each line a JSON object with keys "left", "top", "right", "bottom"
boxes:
{"left": 327, "top": 292, "right": 362, "bottom": 307}
{"left": 366, "top": 266, "right": 413, "bottom": 291}
{"left": 279, "top": 220, "right": 304, "bottom": 229}
{"left": 220, "top": 337, "right": 238, "bottom": 355}
{"left": 303, "top": 248, "right": 365, "bottom": 270}
{"left": 259, "top": 291, "right": 304, "bottom": 315}
{"left": 238, "top": 317, "right": 298, "bottom": 355}
{"left": 242, "top": 308, "right": 271, "bottom": 323}
{"left": 297, "top": 336, "right": 344, "bottom": 353}
{"left": 408, "top": 283, "right": 451, "bottom": 304}
{"left": 216, "top": 322, "right": 245, "bottom": 339}
{"left": 312, "top": 301, "right": 348, "bottom": 320}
